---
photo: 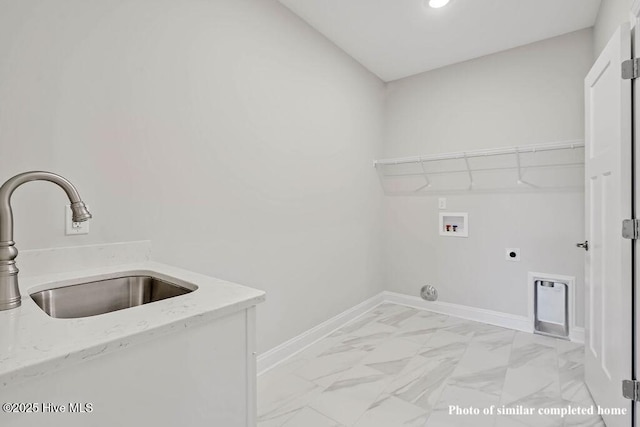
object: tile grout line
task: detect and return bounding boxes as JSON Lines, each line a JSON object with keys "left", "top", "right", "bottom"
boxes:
{"left": 259, "top": 304, "right": 592, "bottom": 427}
{"left": 258, "top": 300, "right": 389, "bottom": 376}
{"left": 287, "top": 303, "right": 405, "bottom": 427}
{"left": 493, "top": 329, "right": 518, "bottom": 427}
{"left": 426, "top": 317, "right": 483, "bottom": 424}
{"left": 348, "top": 308, "right": 434, "bottom": 426}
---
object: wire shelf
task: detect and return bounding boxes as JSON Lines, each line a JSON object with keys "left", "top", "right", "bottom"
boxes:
{"left": 374, "top": 140, "right": 585, "bottom": 194}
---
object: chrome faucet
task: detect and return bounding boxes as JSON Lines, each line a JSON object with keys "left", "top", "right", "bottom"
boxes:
{"left": 0, "top": 171, "right": 92, "bottom": 311}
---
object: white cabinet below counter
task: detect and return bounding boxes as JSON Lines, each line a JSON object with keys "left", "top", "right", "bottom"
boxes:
{"left": 0, "top": 262, "right": 265, "bottom": 427}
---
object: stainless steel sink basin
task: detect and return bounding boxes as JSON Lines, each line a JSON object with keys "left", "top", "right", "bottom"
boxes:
{"left": 30, "top": 275, "right": 197, "bottom": 319}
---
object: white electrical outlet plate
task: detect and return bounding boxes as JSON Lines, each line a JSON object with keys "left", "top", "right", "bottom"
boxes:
{"left": 438, "top": 198, "right": 447, "bottom": 209}
{"left": 65, "top": 204, "right": 90, "bottom": 235}
{"left": 505, "top": 248, "right": 520, "bottom": 261}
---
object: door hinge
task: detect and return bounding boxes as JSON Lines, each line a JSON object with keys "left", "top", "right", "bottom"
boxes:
{"left": 622, "top": 219, "right": 640, "bottom": 239}
{"left": 623, "top": 380, "right": 640, "bottom": 401}
{"left": 622, "top": 58, "right": 640, "bottom": 79}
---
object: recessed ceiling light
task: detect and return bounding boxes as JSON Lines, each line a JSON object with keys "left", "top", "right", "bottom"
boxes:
{"left": 428, "top": 0, "right": 450, "bottom": 8}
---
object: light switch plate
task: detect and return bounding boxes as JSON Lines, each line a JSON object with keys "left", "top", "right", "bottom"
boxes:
{"left": 438, "top": 198, "right": 447, "bottom": 209}
{"left": 65, "top": 204, "right": 90, "bottom": 235}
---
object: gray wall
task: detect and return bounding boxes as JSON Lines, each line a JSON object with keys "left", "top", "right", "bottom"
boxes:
{"left": 0, "top": 0, "right": 386, "bottom": 353}
{"left": 594, "top": 0, "right": 633, "bottom": 56}
{"left": 0, "top": 0, "right": 599, "bottom": 353}
{"left": 382, "top": 29, "right": 593, "bottom": 325}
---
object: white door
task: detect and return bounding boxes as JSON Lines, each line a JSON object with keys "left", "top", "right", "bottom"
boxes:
{"left": 584, "top": 23, "right": 632, "bottom": 427}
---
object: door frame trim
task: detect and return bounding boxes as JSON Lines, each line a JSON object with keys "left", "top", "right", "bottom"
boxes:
{"left": 632, "top": 21, "right": 637, "bottom": 425}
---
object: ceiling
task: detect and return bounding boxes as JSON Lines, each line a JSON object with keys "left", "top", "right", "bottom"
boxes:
{"left": 278, "top": 0, "right": 602, "bottom": 82}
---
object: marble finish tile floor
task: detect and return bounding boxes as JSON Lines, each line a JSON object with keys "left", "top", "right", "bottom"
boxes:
{"left": 258, "top": 303, "right": 604, "bottom": 427}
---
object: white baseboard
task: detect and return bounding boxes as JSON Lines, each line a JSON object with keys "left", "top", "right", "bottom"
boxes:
{"left": 257, "top": 293, "right": 385, "bottom": 375}
{"left": 384, "top": 291, "right": 584, "bottom": 344}
{"left": 570, "top": 327, "right": 585, "bottom": 344}
{"left": 381, "top": 291, "right": 533, "bottom": 333}
{"left": 258, "top": 291, "right": 585, "bottom": 375}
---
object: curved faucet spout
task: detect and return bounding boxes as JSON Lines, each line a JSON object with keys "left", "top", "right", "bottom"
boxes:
{"left": 0, "top": 171, "right": 92, "bottom": 311}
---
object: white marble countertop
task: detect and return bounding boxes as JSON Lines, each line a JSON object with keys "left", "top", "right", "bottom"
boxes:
{"left": 0, "top": 261, "right": 265, "bottom": 389}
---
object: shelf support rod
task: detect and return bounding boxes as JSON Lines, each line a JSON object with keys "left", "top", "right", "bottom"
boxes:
{"left": 414, "top": 159, "right": 431, "bottom": 192}
{"left": 514, "top": 148, "right": 539, "bottom": 188}
{"left": 374, "top": 160, "right": 389, "bottom": 193}
{"left": 463, "top": 154, "right": 473, "bottom": 189}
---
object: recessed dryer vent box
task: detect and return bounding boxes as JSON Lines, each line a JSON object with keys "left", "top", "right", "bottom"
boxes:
{"left": 439, "top": 212, "right": 468, "bottom": 237}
